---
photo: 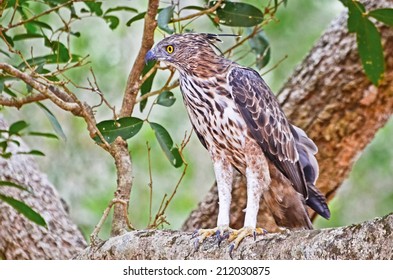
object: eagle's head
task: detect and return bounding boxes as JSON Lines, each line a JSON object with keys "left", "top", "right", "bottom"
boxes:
{"left": 145, "top": 33, "right": 223, "bottom": 73}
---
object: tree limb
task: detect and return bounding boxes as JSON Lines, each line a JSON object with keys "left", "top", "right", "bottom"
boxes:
{"left": 120, "top": 0, "right": 159, "bottom": 117}
{"left": 0, "top": 118, "right": 86, "bottom": 259}
{"left": 75, "top": 212, "right": 393, "bottom": 260}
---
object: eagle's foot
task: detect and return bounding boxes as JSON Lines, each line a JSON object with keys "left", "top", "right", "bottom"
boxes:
{"left": 228, "top": 226, "right": 267, "bottom": 258}
{"left": 192, "top": 226, "right": 233, "bottom": 249}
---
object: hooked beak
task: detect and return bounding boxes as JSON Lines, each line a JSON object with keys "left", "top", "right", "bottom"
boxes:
{"left": 144, "top": 50, "right": 156, "bottom": 64}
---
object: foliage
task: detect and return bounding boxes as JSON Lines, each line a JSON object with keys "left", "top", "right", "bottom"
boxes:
{"left": 0, "top": 0, "right": 392, "bottom": 236}
{"left": 340, "top": 0, "right": 393, "bottom": 85}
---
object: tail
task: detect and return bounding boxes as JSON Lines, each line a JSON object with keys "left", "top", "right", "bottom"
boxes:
{"left": 291, "top": 125, "right": 330, "bottom": 219}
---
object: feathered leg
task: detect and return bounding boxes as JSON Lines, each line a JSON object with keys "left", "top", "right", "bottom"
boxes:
{"left": 194, "top": 153, "right": 234, "bottom": 246}
{"left": 228, "top": 141, "right": 270, "bottom": 255}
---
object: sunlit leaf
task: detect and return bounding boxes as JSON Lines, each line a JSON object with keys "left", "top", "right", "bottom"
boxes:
{"left": 150, "top": 122, "right": 183, "bottom": 168}
{"left": 95, "top": 117, "right": 144, "bottom": 144}
{"left": 0, "top": 194, "right": 46, "bottom": 227}
{"left": 0, "top": 180, "right": 31, "bottom": 192}
{"left": 140, "top": 61, "right": 157, "bottom": 112}
{"left": 36, "top": 102, "right": 67, "bottom": 140}
{"left": 212, "top": 1, "right": 264, "bottom": 27}
{"left": 368, "top": 8, "right": 393, "bottom": 27}
{"left": 157, "top": 6, "right": 175, "bottom": 34}
{"left": 9, "top": 120, "right": 28, "bottom": 135}
{"left": 356, "top": 18, "right": 385, "bottom": 85}
{"left": 157, "top": 91, "right": 176, "bottom": 107}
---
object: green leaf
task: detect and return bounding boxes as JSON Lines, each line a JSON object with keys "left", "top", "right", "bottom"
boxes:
{"left": 25, "top": 20, "right": 53, "bottom": 32}
{"left": 104, "top": 15, "right": 120, "bottom": 29}
{"left": 346, "top": 1, "right": 366, "bottom": 33}
{"left": 2, "top": 32, "right": 14, "bottom": 47}
{"left": 248, "top": 30, "right": 271, "bottom": 69}
{"left": 84, "top": 2, "right": 103, "bottom": 16}
{"left": 140, "top": 61, "right": 157, "bottom": 112}
{"left": 213, "top": 1, "right": 264, "bottom": 27}
{"left": 0, "top": 194, "right": 46, "bottom": 227}
{"left": 356, "top": 18, "right": 385, "bottom": 85}
{"left": 28, "top": 132, "right": 59, "bottom": 139}
{"left": 52, "top": 41, "right": 71, "bottom": 62}
{"left": 36, "top": 102, "right": 67, "bottom": 140}
{"left": 3, "top": 86, "right": 18, "bottom": 97}
{"left": 0, "top": 152, "right": 12, "bottom": 159}
{"left": 0, "top": 180, "right": 31, "bottom": 192}
{"left": 368, "top": 8, "right": 393, "bottom": 27}
{"left": 17, "top": 150, "right": 45, "bottom": 156}
{"left": 9, "top": 120, "right": 29, "bottom": 135}
{"left": 157, "top": 6, "right": 175, "bottom": 34}
{"left": 18, "top": 54, "right": 81, "bottom": 69}
{"left": 150, "top": 122, "right": 183, "bottom": 168}
{"left": 157, "top": 91, "right": 176, "bottom": 107}
{"left": 126, "top": 12, "right": 146, "bottom": 26}
{"left": 13, "top": 33, "right": 43, "bottom": 41}
{"left": 105, "top": 6, "right": 138, "bottom": 14}
{"left": 95, "top": 117, "right": 144, "bottom": 144}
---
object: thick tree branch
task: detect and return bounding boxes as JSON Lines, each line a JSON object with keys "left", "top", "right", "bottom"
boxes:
{"left": 109, "top": 137, "right": 134, "bottom": 237}
{"left": 75, "top": 213, "right": 393, "bottom": 260}
{"left": 182, "top": 0, "right": 393, "bottom": 232}
{"left": 0, "top": 118, "right": 86, "bottom": 259}
{"left": 120, "top": 0, "right": 159, "bottom": 117}
{"left": 0, "top": 92, "right": 47, "bottom": 108}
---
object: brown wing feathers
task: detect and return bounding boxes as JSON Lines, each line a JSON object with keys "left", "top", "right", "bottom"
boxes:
{"left": 228, "top": 66, "right": 308, "bottom": 199}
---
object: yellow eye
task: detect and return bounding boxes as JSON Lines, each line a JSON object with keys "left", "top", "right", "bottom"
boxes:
{"left": 166, "top": 45, "right": 174, "bottom": 54}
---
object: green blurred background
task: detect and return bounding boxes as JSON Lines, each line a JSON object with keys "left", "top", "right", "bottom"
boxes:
{"left": 1, "top": 0, "right": 392, "bottom": 240}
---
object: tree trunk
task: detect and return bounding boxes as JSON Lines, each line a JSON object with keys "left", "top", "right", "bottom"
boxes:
{"left": 75, "top": 212, "right": 393, "bottom": 260}
{"left": 182, "top": 0, "right": 393, "bottom": 232}
{"left": 0, "top": 117, "right": 86, "bottom": 259}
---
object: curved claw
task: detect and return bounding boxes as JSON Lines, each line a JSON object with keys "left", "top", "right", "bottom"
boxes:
{"left": 194, "top": 237, "right": 200, "bottom": 250}
{"left": 191, "top": 229, "right": 200, "bottom": 239}
{"left": 229, "top": 243, "right": 235, "bottom": 259}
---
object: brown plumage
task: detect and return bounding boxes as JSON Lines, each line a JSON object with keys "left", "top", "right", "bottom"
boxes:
{"left": 145, "top": 33, "right": 329, "bottom": 249}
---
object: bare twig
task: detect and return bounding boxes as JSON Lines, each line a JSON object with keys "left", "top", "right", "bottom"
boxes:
{"left": 260, "top": 54, "right": 288, "bottom": 76}
{"left": 90, "top": 198, "right": 134, "bottom": 245}
{"left": 1, "top": 0, "right": 78, "bottom": 33}
{"left": 136, "top": 78, "right": 179, "bottom": 104}
{"left": 146, "top": 142, "right": 154, "bottom": 226}
{"left": 172, "top": 0, "right": 224, "bottom": 23}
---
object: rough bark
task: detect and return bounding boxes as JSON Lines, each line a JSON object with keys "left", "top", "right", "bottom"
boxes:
{"left": 75, "top": 212, "right": 393, "bottom": 260}
{"left": 0, "top": 117, "right": 87, "bottom": 259}
{"left": 182, "top": 0, "right": 393, "bottom": 232}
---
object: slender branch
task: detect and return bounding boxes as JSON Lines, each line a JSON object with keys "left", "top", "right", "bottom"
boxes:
{"left": 120, "top": 0, "right": 159, "bottom": 117}
{"left": 172, "top": 0, "right": 223, "bottom": 23}
{"left": 135, "top": 79, "right": 179, "bottom": 104}
{"left": 1, "top": 0, "right": 78, "bottom": 33}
